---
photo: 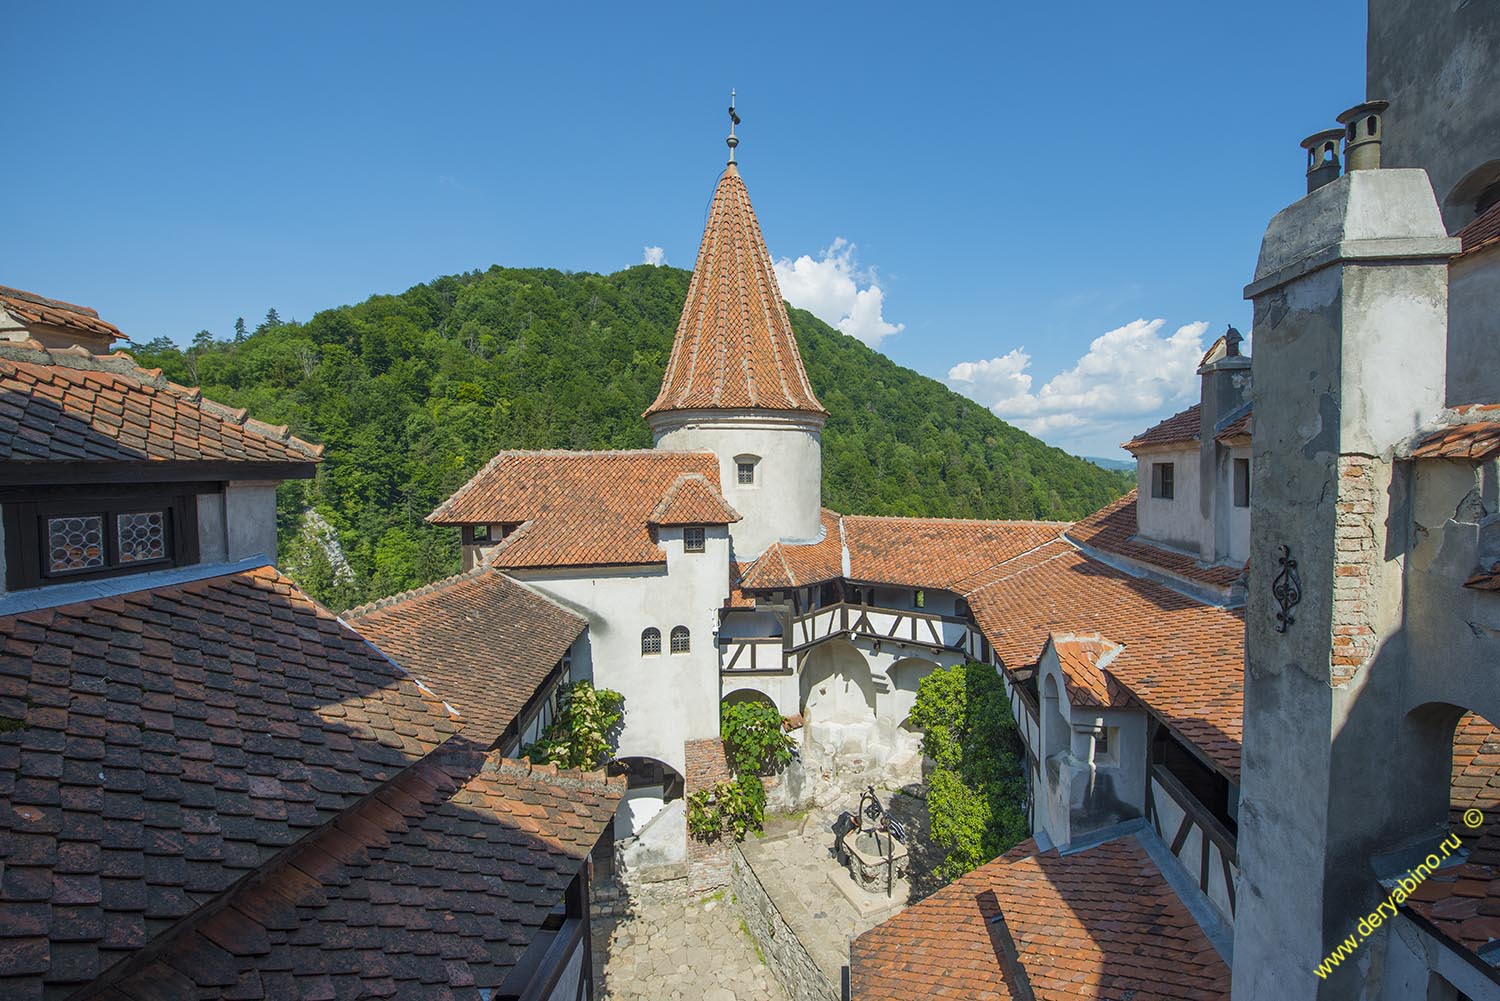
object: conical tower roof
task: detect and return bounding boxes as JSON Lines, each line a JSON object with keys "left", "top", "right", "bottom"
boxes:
{"left": 644, "top": 163, "right": 826, "bottom": 419}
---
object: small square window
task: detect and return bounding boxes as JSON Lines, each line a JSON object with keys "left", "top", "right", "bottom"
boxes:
{"left": 1151, "top": 462, "right": 1175, "bottom": 500}
{"left": 472, "top": 524, "right": 491, "bottom": 543}
{"left": 48, "top": 515, "right": 105, "bottom": 573}
{"left": 737, "top": 461, "right": 755, "bottom": 485}
{"left": 116, "top": 511, "right": 167, "bottom": 564}
{"left": 1233, "top": 458, "right": 1250, "bottom": 508}
{"left": 684, "top": 526, "right": 705, "bottom": 553}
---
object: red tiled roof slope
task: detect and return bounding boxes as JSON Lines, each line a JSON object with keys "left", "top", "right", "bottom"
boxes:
{"left": 961, "top": 539, "right": 1245, "bottom": 777}
{"left": 346, "top": 568, "right": 587, "bottom": 746}
{"left": 0, "top": 286, "right": 122, "bottom": 342}
{"left": 844, "top": 515, "right": 1067, "bottom": 590}
{"left": 428, "top": 450, "right": 725, "bottom": 568}
{"left": 1405, "top": 713, "right": 1500, "bottom": 959}
{"left": 1456, "top": 201, "right": 1500, "bottom": 259}
{"left": 1066, "top": 490, "right": 1244, "bottom": 590}
{"left": 850, "top": 835, "right": 1231, "bottom": 1001}
{"left": 1050, "top": 633, "right": 1131, "bottom": 708}
{"left": 1412, "top": 421, "right": 1500, "bottom": 462}
{"left": 739, "top": 509, "right": 845, "bottom": 589}
{"left": 0, "top": 341, "right": 322, "bottom": 467}
{"left": 85, "top": 746, "right": 622, "bottom": 1001}
{"left": 644, "top": 165, "right": 825, "bottom": 418}
{"left": 1123, "top": 404, "right": 1200, "bottom": 451}
{"left": 1216, "top": 410, "right": 1253, "bottom": 441}
{"left": 0, "top": 567, "right": 461, "bottom": 1000}
{"left": 648, "top": 473, "right": 742, "bottom": 525}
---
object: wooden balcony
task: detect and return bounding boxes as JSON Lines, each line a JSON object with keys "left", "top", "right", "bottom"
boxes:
{"left": 785, "top": 602, "right": 973, "bottom": 654}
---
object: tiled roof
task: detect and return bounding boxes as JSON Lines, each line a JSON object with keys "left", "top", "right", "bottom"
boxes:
{"left": 345, "top": 568, "right": 587, "bottom": 747}
{"left": 843, "top": 516, "right": 1068, "bottom": 590}
{"left": 1123, "top": 404, "right": 1201, "bottom": 451}
{"left": 0, "top": 567, "right": 461, "bottom": 1000}
{"left": 1405, "top": 713, "right": 1500, "bottom": 959}
{"left": 1049, "top": 633, "right": 1131, "bottom": 708}
{"left": 428, "top": 450, "right": 725, "bottom": 568}
{"left": 1456, "top": 201, "right": 1500, "bottom": 259}
{"left": 84, "top": 745, "right": 622, "bottom": 1001}
{"left": 726, "top": 561, "right": 757, "bottom": 608}
{"left": 0, "top": 340, "right": 323, "bottom": 469}
{"left": 648, "top": 473, "right": 742, "bottom": 525}
{"left": 961, "top": 539, "right": 1245, "bottom": 777}
{"left": 1411, "top": 421, "right": 1500, "bottom": 462}
{"left": 739, "top": 509, "right": 845, "bottom": 589}
{"left": 1216, "top": 410, "right": 1253, "bottom": 442}
{"left": 1065, "top": 491, "right": 1245, "bottom": 590}
{"left": 850, "top": 834, "right": 1231, "bottom": 1001}
{"left": 644, "top": 164, "right": 825, "bottom": 418}
{"left": 0, "top": 286, "right": 122, "bottom": 343}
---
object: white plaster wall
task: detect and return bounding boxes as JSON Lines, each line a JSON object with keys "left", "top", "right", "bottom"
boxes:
{"left": 1448, "top": 249, "right": 1500, "bottom": 407}
{"left": 1227, "top": 446, "right": 1251, "bottom": 564}
{"left": 512, "top": 526, "right": 729, "bottom": 776}
{"left": 649, "top": 411, "right": 824, "bottom": 559}
{"left": 615, "top": 784, "right": 667, "bottom": 839}
{"left": 722, "top": 674, "right": 799, "bottom": 716}
{"left": 196, "top": 491, "right": 228, "bottom": 565}
{"left": 721, "top": 609, "right": 781, "bottom": 638}
{"left": 224, "top": 481, "right": 279, "bottom": 563}
{"left": 1134, "top": 447, "right": 1206, "bottom": 553}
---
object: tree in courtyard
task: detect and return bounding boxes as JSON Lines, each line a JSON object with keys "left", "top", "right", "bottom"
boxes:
{"left": 525, "top": 680, "right": 625, "bottom": 771}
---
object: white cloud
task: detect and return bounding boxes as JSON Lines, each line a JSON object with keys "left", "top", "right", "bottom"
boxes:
{"left": 947, "top": 318, "right": 1210, "bottom": 453}
{"left": 774, "top": 238, "right": 903, "bottom": 348}
{"left": 643, "top": 246, "right": 666, "bottom": 267}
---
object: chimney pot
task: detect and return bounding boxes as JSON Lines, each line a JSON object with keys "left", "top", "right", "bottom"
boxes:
{"left": 1301, "top": 129, "right": 1346, "bottom": 192}
{"left": 1336, "top": 100, "right": 1389, "bottom": 172}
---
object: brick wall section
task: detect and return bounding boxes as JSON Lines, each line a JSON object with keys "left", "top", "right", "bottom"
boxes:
{"left": 685, "top": 737, "right": 733, "bottom": 892}
{"left": 1332, "top": 456, "right": 1380, "bottom": 685}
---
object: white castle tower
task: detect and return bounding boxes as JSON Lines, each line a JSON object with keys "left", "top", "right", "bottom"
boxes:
{"left": 644, "top": 101, "right": 827, "bottom": 558}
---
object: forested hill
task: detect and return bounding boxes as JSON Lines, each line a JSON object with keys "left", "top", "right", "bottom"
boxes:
{"left": 130, "top": 265, "right": 1131, "bottom": 610}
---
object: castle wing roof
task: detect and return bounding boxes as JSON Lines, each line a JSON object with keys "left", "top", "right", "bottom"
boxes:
{"left": 1064, "top": 490, "right": 1244, "bottom": 591}
{"left": 1122, "top": 403, "right": 1201, "bottom": 451}
{"left": 345, "top": 568, "right": 588, "bottom": 746}
{"left": 644, "top": 165, "right": 824, "bottom": 419}
{"left": 1048, "top": 633, "right": 1132, "bottom": 709}
{"left": 647, "top": 473, "right": 743, "bottom": 525}
{"left": 0, "top": 285, "right": 123, "bottom": 344}
{"left": 0, "top": 566, "right": 462, "bottom": 997}
{"left": 427, "top": 450, "right": 725, "bottom": 568}
{"left": 842, "top": 516, "right": 1067, "bottom": 590}
{"left": 850, "top": 834, "right": 1231, "bottom": 1001}
{"left": 0, "top": 340, "right": 323, "bottom": 476}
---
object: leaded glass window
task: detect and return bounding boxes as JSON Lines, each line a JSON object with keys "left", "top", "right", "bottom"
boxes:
{"left": 47, "top": 515, "right": 105, "bottom": 573}
{"left": 117, "top": 511, "right": 167, "bottom": 563}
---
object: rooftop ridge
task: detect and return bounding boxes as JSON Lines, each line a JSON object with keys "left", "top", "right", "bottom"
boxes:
{"left": 0, "top": 283, "right": 103, "bottom": 319}
{"left": 842, "top": 513, "right": 1074, "bottom": 528}
{"left": 342, "top": 563, "right": 499, "bottom": 620}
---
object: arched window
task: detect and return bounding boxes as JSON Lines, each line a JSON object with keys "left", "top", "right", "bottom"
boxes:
{"left": 670, "top": 626, "right": 691, "bottom": 654}
{"left": 641, "top": 628, "right": 661, "bottom": 656}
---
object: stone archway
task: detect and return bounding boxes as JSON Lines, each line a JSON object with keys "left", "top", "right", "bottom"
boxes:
{"left": 799, "top": 638, "right": 877, "bottom": 724}
{"left": 608, "top": 755, "right": 685, "bottom": 841}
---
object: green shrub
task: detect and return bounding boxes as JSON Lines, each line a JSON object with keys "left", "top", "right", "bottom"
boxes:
{"left": 686, "top": 775, "right": 766, "bottom": 842}
{"left": 910, "top": 663, "right": 1028, "bottom": 881}
{"left": 721, "top": 700, "right": 795, "bottom": 777}
{"left": 524, "top": 680, "right": 625, "bottom": 770}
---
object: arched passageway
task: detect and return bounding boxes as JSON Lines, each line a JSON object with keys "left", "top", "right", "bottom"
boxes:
{"left": 799, "top": 638, "right": 877, "bottom": 723}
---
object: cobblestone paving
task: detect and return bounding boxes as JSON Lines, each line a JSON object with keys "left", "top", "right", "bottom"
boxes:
{"left": 593, "top": 887, "right": 788, "bottom": 1001}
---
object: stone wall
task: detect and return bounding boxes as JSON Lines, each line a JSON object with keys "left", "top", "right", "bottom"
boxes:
{"left": 730, "top": 847, "right": 840, "bottom": 1001}
{"left": 685, "top": 738, "right": 733, "bottom": 892}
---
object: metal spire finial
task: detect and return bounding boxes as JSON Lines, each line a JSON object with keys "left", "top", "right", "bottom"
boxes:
{"left": 726, "top": 89, "right": 741, "bottom": 164}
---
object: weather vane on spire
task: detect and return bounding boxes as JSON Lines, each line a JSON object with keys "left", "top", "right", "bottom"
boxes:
{"left": 727, "top": 89, "right": 741, "bottom": 164}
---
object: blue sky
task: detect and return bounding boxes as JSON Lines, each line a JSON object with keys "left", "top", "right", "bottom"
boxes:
{"left": 5, "top": 1, "right": 1365, "bottom": 457}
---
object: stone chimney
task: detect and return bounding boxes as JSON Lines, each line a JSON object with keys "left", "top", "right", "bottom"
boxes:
{"left": 1301, "top": 129, "right": 1344, "bottom": 193}
{"left": 1231, "top": 159, "right": 1459, "bottom": 1000}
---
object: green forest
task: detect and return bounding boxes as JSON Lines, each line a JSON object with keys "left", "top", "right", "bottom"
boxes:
{"left": 130, "top": 265, "right": 1130, "bottom": 610}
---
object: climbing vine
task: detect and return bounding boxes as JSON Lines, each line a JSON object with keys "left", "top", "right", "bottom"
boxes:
{"left": 687, "top": 699, "right": 796, "bottom": 842}
{"left": 909, "top": 663, "right": 1028, "bottom": 880}
{"left": 525, "top": 680, "right": 625, "bottom": 771}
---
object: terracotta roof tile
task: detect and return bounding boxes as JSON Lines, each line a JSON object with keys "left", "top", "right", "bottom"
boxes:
{"left": 739, "top": 509, "right": 845, "bottom": 589}
{"left": 647, "top": 473, "right": 742, "bottom": 525}
{"left": 1123, "top": 404, "right": 1201, "bottom": 451}
{"left": 1066, "top": 491, "right": 1244, "bottom": 590}
{"left": 961, "top": 540, "right": 1245, "bottom": 778}
{"left": 644, "top": 165, "right": 825, "bottom": 418}
{"left": 1456, "top": 201, "right": 1500, "bottom": 259}
{"left": 850, "top": 834, "right": 1231, "bottom": 1001}
{"left": 1404, "top": 714, "right": 1500, "bottom": 960}
{"left": 0, "top": 286, "right": 122, "bottom": 343}
{"left": 1049, "top": 633, "right": 1131, "bottom": 709}
{"left": 427, "top": 450, "right": 726, "bottom": 568}
{"left": 84, "top": 745, "right": 623, "bottom": 1001}
{"left": 345, "top": 569, "right": 587, "bottom": 747}
{"left": 726, "top": 561, "right": 757, "bottom": 608}
{"left": 1216, "top": 410, "right": 1253, "bottom": 442}
{"left": 0, "top": 568, "right": 461, "bottom": 999}
{"left": 0, "top": 341, "right": 322, "bottom": 468}
{"left": 1411, "top": 421, "right": 1500, "bottom": 462}
{"left": 843, "top": 515, "right": 1068, "bottom": 590}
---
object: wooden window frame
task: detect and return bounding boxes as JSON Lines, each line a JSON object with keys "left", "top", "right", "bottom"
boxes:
{"left": 4, "top": 489, "right": 200, "bottom": 591}
{"left": 1151, "top": 461, "right": 1176, "bottom": 500}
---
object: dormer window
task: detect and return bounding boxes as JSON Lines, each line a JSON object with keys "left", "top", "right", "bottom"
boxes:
{"left": 5, "top": 491, "right": 198, "bottom": 591}
{"left": 1151, "top": 462, "right": 1175, "bottom": 500}
{"left": 683, "top": 526, "right": 705, "bottom": 553}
